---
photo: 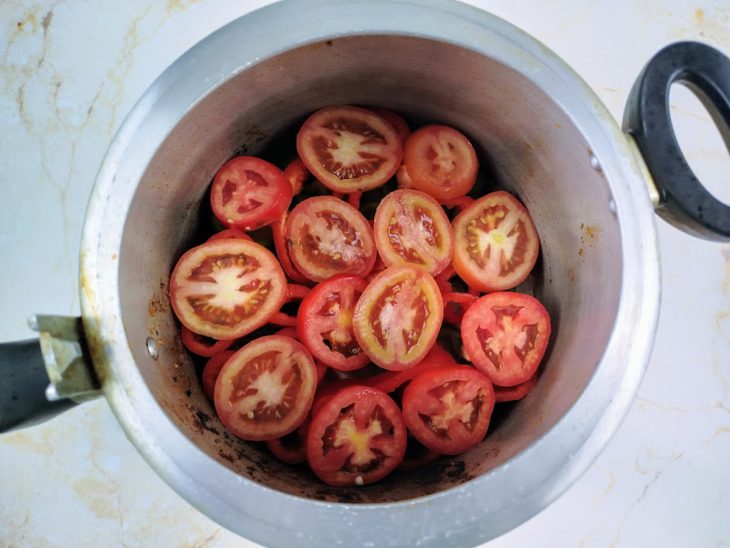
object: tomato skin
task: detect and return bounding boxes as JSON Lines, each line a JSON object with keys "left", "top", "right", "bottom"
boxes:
{"left": 286, "top": 196, "right": 377, "bottom": 282}
{"left": 296, "top": 106, "right": 403, "bottom": 193}
{"left": 353, "top": 265, "right": 444, "bottom": 371}
{"left": 403, "top": 125, "right": 478, "bottom": 200}
{"left": 170, "top": 239, "right": 288, "bottom": 340}
{"left": 461, "top": 292, "right": 551, "bottom": 387}
{"left": 305, "top": 384, "right": 407, "bottom": 486}
{"left": 180, "top": 325, "right": 233, "bottom": 358}
{"left": 372, "top": 108, "right": 411, "bottom": 146}
{"left": 365, "top": 344, "right": 457, "bottom": 394}
{"left": 214, "top": 335, "right": 317, "bottom": 441}
{"left": 272, "top": 212, "right": 310, "bottom": 284}
{"left": 297, "top": 274, "right": 370, "bottom": 371}
{"left": 265, "top": 422, "right": 308, "bottom": 464}
{"left": 202, "top": 350, "right": 235, "bottom": 400}
{"left": 401, "top": 366, "right": 495, "bottom": 455}
{"left": 373, "top": 189, "right": 454, "bottom": 276}
{"left": 210, "top": 156, "right": 293, "bottom": 231}
{"left": 283, "top": 157, "right": 308, "bottom": 196}
{"left": 207, "top": 228, "right": 252, "bottom": 241}
{"left": 452, "top": 190, "right": 540, "bottom": 292}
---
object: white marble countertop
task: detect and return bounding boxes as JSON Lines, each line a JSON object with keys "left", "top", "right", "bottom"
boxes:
{"left": 1, "top": 0, "right": 729, "bottom": 546}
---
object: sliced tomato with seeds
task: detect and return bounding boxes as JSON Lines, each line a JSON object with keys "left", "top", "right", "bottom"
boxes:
{"left": 452, "top": 191, "right": 540, "bottom": 292}
{"left": 180, "top": 325, "right": 233, "bottom": 358}
{"left": 373, "top": 189, "right": 454, "bottom": 276}
{"left": 286, "top": 196, "right": 376, "bottom": 282}
{"left": 272, "top": 212, "right": 310, "bottom": 284}
{"left": 353, "top": 265, "right": 443, "bottom": 371}
{"left": 402, "top": 366, "right": 495, "bottom": 455}
{"left": 214, "top": 335, "right": 317, "bottom": 441}
{"left": 296, "top": 106, "right": 402, "bottom": 193}
{"left": 494, "top": 373, "right": 538, "bottom": 403}
{"left": 461, "top": 292, "right": 550, "bottom": 387}
{"left": 403, "top": 125, "right": 478, "bottom": 200}
{"left": 170, "top": 239, "right": 287, "bottom": 340}
{"left": 305, "top": 384, "right": 406, "bottom": 486}
{"left": 210, "top": 156, "right": 293, "bottom": 231}
{"left": 202, "top": 350, "right": 235, "bottom": 400}
{"left": 297, "top": 274, "right": 370, "bottom": 371}
{"left": 365, "top": 344, "right": 457, "bottom": 394}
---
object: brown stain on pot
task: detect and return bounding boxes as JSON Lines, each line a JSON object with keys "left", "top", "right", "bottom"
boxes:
{"left": 578, "top": 223, "right": 601, "bottom": 257}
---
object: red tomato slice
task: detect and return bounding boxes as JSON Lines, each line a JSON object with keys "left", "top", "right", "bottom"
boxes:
{"left": 214, "top": 335, "right": 317, "bottom": 441}
{"left": 170, "top": 239, "right": 287, "bottom": 340}
{"left": 296, "top": 106, "right": 402, "bottom": 193}
{"left": 403, "top": 125, "right": 478, "bottom": 200}
{"left": 397, "top": 436, "right": 440, "bottom": 472}
{"left": 265, "top": 422, "right": 308, "bottom": 464}
{"left": 305, "top": 384, "right": 406, "bottom": 486}
{"left": 180, "top": 325, "right": 233, "bottom": 358}
{"left": 272, "top": 212, "right": 310, "bottom": 284}
{"left": 283, "top": 157, "right": 309, "bottom": 196}
{"left": 207, "top": 228, "right": 252, "bottom": 241}
{"left": 396, "top": 164, "right": 414, "bottom": 190}
{"left": 210, "top": 156, "right": 293, "bottom": 231}
{"left": 286, "top": 196, "right": 376, "bottom": 282}
{"left": 372, "top": 108, "right": 411, "bottom": 146}
{"left": 365, "top": 344, "right": 457, "bottom": 394}
{"left": 275, "top": 327, "right": 328, "bottom": 384}
{"left": 461, "top": 292, "right": 551, "bottom": 387}
{"left": 401, "top": 366, "right": 495, "bottom": 455}
{"left": 202, "top": 350, "right": 235, "bottom": 400}
{"left": 297, "top": 274, "right": 370, "bottom": 371}
{"left": 352, "top": 265, "right": 443, "bottom": 371}
{"left": 373, "top": 189, "right": 454, "bottom": 276}
{"left": 452, "top": 191, "right": 540, "bottom": 292}
{"left": 494, "top": 373, "right": 538, "bottom": 403}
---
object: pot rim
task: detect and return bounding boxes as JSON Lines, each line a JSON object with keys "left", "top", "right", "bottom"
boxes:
{"left": 79, "top": 0, "right": 660, "bottom": 545}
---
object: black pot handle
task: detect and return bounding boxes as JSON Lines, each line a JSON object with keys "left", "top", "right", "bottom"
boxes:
{"left": 624, "top": 41, "right": 730, "bottom": 242}
{"left": 0, "top": 339, "right": 77, "bottom": 432}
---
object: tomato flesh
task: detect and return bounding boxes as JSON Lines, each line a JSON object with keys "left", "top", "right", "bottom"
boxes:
{"left": 180, "top": 325, "right": 233, "bottom": 358}
{"left": 202, "top": 350, "right": 235, "bottom": 400}
{"left": 286, "top": 196, "right": 376, "bottom": 282}
{"left": 373, "top": 189, "right": 454, "bottom": 276}
{"left": 170, "top": 239, "right": 287, "bottom": 340}
{"left": 353, "top": 265, "right": 443, "bottom": 371}
{"left": 403, "top": 125, "right": 478, "bottom": 200}
{"left": 214, "top": 335, "right": 317, "bottom": 441}
{"left": 210, "top": 156, "right": 293, "bottom": 231}
{"left": 372, "top": 108, "right": 411, "bottom": 146}
{"left": 297, "top": 274, "right": 370, "bottom": 371}
{"left": 494, "top": 373, "right": 538, "bottom": 403}
{"left": 461, "top": 292, "right": 550, "bottom": 387}
{"left": 402, "top": 366, "right": 495, "bottom": 455}
{"left": 297, "top": 106, "right": 402, "bottom": 193}
{"left": 365, "top": 344, "right": 457, "bottom": 394}
{"left": 306, "top": 385, "right": 406, "bottom": 486}
{"left": 452, "top": 191, "right": 540, "bottom": 292}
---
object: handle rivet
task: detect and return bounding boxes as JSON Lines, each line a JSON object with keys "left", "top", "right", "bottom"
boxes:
{"left": 589, "top": 153, "right": 602, "bottom": 172}
{"left": 146, "top": 337, "right": 159, "bottom": 360}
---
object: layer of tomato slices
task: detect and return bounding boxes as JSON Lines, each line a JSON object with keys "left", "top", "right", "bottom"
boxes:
{"left": 169, "top": 239, "right": 288, "bottom": 340}
{"left": 461, "top": 292, "right": 551, "bottom": 387}
{"left": 452, "top": 190, "right": 540, "bottom": 292}
{"left": 214, "top": 335, "right": 317, "bottom": 441}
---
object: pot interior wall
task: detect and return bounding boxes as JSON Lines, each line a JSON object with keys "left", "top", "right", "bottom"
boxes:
{"left": 122, "top": 35, "right": 621, "bottom": 502}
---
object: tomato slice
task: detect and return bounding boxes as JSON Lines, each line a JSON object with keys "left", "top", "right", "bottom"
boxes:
{"left": 452, "top": 191, "right": 540, "bottom": 292}
{"left": 180, "top": 325, "right": 233, "bottom": 358}
{"left": 305, "top": 384, "right": 406, "bottom": 486}
{"left": 403, "top": 125, "right": 478, "bottom": 200}
{"left": 214, "top": 335, "right": 317, "bottom": 441}
{"left": 365, "top": 344, "right": 457, "bottom": 394}
{"left": 207, "top": 228, "right": 252, "bottom": 241}
{"left": 286, "top": 196, "right": 376, "bottom": 282}
{"left": 397, "top": 436, "right": 440, "bottom": 472}
{"left": 170, "top": 239, "right": 287, "bottom": 339}
{"left": 296, "top": 106, "right": 403, "bottom": 193}
{"left": 373, "top": 189, "right": 454, "bottom": 276}
{"left": 372, "top": 108, "right": 411, "bottom": 146}
{"left": 494, "top": 373, "right": 538, "bottom": 403}
{"left": 401, "top": 366, "right": 495, "bottom": 455}
{"left": 352, "top": 265, "right": 443, "bottom": 371}
{"left": 283, "top": 157, "right": 309, "bottom": 196}
{"left": 297, "top": 274, "right": 370, "bottom": 371}
{"left": 275, "top": 327, "right": 329, "bottom": 384}
{"left": 210, "top": 156, "right": 293, "bottom": 231}
{"left": 272, "top": 212, "right": 310, "bottom": 284}
{"left": 202, "top": 350, "right": 235, "bottom": 400}
{"left": 461, "top": 292, "right": 551, "bottom": 387}
{"left": 265, "top": 422, "right": 308, "bottom": 464}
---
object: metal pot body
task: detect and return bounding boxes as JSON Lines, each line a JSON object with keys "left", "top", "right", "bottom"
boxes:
{"left": 79, "top": 1, "right": 660, "bottom": 545}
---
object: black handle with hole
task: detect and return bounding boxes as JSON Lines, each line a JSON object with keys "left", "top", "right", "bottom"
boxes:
{"left": 624, "top": 41, "right": 730, "bottom": 242}
{"left": 0, "top": 339, "right": 77, "bottom": 433}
